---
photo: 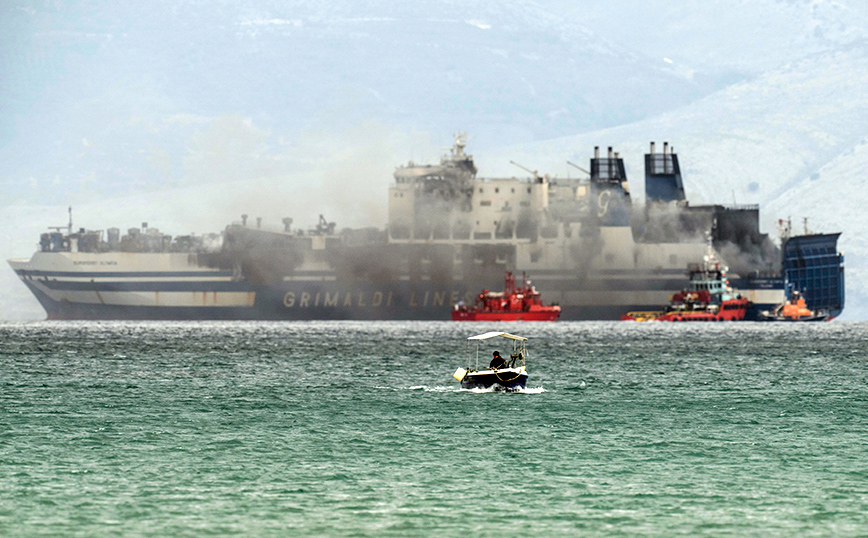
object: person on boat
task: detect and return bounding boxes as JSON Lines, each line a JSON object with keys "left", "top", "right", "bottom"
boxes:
{"left": 489, "top": 350, "right": 507, "bottom": 370}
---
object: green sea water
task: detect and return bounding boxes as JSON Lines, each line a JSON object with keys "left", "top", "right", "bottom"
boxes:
{"left": 2, "top": 321, "right": 868, "bottom": 537}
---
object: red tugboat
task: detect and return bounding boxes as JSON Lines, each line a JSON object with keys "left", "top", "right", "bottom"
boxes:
{"left": 452, "top": 272, "right": 561, "bottom": 321}
{"left": 622, "top": 244, "right": 749, "bottom": 322}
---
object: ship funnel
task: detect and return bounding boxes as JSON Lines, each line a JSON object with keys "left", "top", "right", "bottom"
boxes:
{"left": 283, "top": 218, "right": 293, "bottom": 233}
{"left": 241, "top": 214, "right": 248, "bottom": 227}
{"left": 608, "top": 146, "right": 613, "bottom": 159}
{"left": 644, "top": 141, "right": 685, "bottom": 203}
{"left": 594, "top": 146, "right": 599, "bottom": 159}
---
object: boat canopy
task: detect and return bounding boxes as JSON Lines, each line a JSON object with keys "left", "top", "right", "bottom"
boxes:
{"left": 467, "top": 331, "right": 527, "bottom": 341}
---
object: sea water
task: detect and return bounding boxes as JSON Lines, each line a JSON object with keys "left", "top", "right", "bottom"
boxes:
{"left": 1, "top": 321, "right": 867, "bottom": 537}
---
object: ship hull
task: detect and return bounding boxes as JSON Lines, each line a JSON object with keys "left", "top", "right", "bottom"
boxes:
{"left": 460, "top": 370, "right": 528, "bottom": 391}
{"left": 451, "top": 310, "right": 560, "bottom": 321}
{"left": 756, "top": 312, "right": 830, "bottom": 322}
{"left": 11, "top": 260, "right": 789, "bottom": 321}
{"left": 654, "top": 310, "right": 747, "bottom": 322}
{"left": 19, "top": 279, "right": 256, "bottom": 320}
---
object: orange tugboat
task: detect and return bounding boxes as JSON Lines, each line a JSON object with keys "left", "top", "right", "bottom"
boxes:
{"left": 622, "top": 243, "right": 749, "bottom": 322}
{"left": 758, "top": 290, "right": 830, "bottom": 322}
{"left": 452, "top": 272, "right": 561, "bottom": 321}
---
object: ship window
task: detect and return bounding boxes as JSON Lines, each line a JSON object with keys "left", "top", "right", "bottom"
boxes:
{"left": 527, "top": 187, "right": 532, "bottom": 193}
{"left": 480, "top": 200, "right": 492, "bottom": 206}
{"left": 479, "top": 188, "right": 484, "bottom": 193}
{"left": 495, "top": 187, "right": 499, "bottom": 193}
{"left": 511, "top": 188, "right": 515, "bottom": 193}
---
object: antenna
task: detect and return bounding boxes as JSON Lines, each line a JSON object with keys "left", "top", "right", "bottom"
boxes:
{"left": 450, "top": 131, "right": 467, "bottom": 158}
{"left": 509, "top": 160, "right": 541, "bottom": 180}
{"left": 68, "top": 206, "right": 73, "bottom": 234}
{"left": 566, "top": 161, "right": 590, "bottom": 176}
{"left": 777, "top": 217, "right": 792, "bottom": 244}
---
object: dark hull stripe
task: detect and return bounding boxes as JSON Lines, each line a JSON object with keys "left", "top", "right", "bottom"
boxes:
{"left": 15, "top": 269, "right": 233, "bottom": 278}
{"left": 34, "top": 280, "right": 254, "bottom": 292}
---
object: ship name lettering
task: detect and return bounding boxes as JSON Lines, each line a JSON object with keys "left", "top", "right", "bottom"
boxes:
{"left": 450, "top": 291, "right": 459, "bottom": 305}
{"left": 287, "top": 289, "right": 448, "bottom": 309}
{"left": 433, "top": 291, "right": 446, "bottom": 307}
{"left": 99, "top": 261, "right": 118, "bottom": 266}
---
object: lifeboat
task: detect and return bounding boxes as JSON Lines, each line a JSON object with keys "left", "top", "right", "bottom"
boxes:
{"left": 758, "top": 290, "right": 830, "bottom": 322}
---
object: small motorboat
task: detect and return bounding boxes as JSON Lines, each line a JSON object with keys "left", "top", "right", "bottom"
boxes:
{"left": 453, "top": 331, "right": 530, "bottom": 391}
{"left": 452, "top": 272, "right": 561, "bottom": 321}
{"left": 758, "top": 290, "right": 830, "bottom": 322}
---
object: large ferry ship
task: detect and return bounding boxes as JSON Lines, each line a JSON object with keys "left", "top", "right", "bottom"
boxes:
{"left": 8, "top": 135, "right": 845, "bottom": 320}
